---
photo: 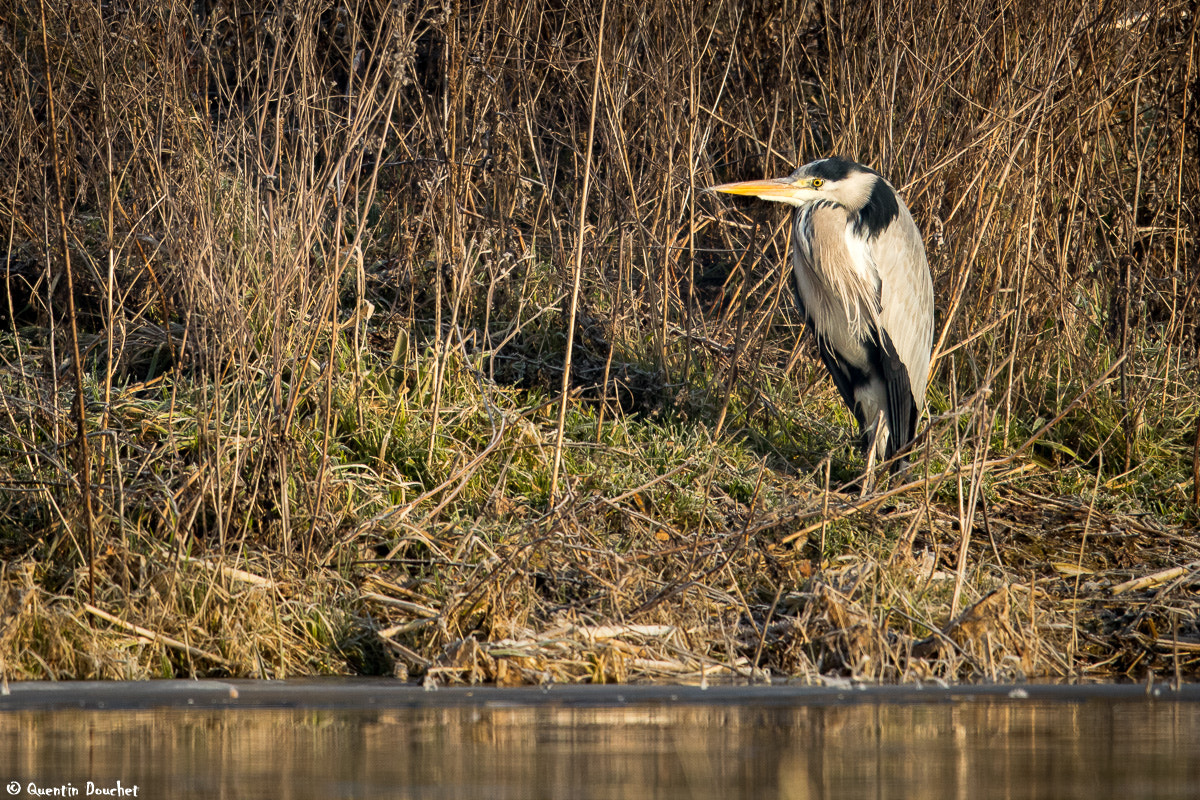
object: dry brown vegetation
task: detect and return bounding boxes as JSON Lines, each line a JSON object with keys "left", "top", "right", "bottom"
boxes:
{"left": 0, "top": 0, "right": 1197, "bottom": 684}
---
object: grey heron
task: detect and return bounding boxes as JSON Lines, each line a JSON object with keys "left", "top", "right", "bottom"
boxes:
{"left": 710, "top": 157, "right": 934, "bottom": 473}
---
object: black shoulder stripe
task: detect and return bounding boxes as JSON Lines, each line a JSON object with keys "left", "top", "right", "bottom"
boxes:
{"left": 854, "top": 179, "right": 900, "bottom": 239}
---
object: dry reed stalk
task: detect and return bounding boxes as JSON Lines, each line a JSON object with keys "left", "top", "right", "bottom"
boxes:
{"left": 37, "top": 0, "right": 96, "bottom": 600}
{"left": 551, "top": 0, "right": 608, "bottom": 502}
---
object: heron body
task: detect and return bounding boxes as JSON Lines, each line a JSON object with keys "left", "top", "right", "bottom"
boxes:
{"left": 711, "top": 157, "right": 934, "bottom": 470}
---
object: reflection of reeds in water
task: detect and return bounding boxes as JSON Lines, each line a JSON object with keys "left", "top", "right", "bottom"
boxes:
{"left": 2, "top": 702, "right": 1199, "bottom": 797}
{"left": 0, "top": 0, "right": 1196, "bottom": 683}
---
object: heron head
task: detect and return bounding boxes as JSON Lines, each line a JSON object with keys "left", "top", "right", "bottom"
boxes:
{"left": 708, "top": 157, "right": 880, "bottom": 211}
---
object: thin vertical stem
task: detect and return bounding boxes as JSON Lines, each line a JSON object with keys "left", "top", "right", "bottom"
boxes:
{"left": 428, "top": 0, "right": 462, "bottom": 469}
{"left": 40, "top": 0, "right": 96, "bottom": 600}
{"left": 550, "top": 0, "right": 608, "bottom": 503}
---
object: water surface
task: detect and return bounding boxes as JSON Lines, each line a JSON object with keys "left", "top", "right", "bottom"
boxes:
{"left": 2, "top": 682, "right": 1197, "bottom": 799}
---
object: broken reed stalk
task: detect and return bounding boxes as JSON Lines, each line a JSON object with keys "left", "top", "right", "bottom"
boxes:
{"left": 84, "top": 604, "right": 230, "bottom": 667}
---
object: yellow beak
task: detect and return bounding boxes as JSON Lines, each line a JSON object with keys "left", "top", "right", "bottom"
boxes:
{"left": 707, "top": 177, "right": 801, "bottom": 200}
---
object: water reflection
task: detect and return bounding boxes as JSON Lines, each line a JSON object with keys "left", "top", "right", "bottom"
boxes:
{"left": 2, "top": 699, "right": 1198, "bottom": 798}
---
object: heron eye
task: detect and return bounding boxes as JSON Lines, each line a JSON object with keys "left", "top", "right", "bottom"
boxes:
{"left": 811, "top": 178, "right": 825, "bottom": 188}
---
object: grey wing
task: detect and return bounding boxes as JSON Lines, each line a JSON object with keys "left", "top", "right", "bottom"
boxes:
{"left": 872, "top": 202, "right": 934, "bottom": 415}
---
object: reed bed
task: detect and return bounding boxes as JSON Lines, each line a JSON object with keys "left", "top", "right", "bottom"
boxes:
{"left": 0, "top": 0, "right": 1196, "bottom": 683}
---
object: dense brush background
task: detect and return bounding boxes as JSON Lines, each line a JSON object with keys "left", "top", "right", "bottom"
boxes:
{"left": 0, "top": 0, "right": 1196, "bottom": 681}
